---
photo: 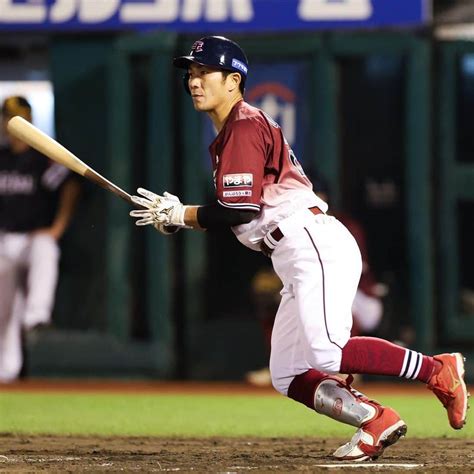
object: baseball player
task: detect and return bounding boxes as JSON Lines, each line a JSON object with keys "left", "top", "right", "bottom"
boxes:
{"left": 130, "top": 36, "right": 469, "bottom": 461}
{"left": 0, "top": 96, "right": 80, "bottom": 382}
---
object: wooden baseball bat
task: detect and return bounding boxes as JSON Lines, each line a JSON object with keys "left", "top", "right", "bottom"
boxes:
{"left": 7, "top": 115, "right": 137, "bottom": 206}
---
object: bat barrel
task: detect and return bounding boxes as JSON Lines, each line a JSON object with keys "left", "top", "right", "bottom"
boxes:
{"left": 7, "top": 115, "right": 142, "bottom": 208}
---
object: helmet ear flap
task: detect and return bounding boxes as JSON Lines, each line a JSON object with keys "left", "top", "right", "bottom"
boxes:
{"left": 183, "top": 73, "right": 191, "bottom": 95}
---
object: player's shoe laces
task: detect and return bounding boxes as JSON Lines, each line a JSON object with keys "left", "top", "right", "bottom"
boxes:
{"left": 332, "top": 382, "right": 407, "bottom": 461}
{"left": 427, "top": 352, "right": 469, "bottom": 429}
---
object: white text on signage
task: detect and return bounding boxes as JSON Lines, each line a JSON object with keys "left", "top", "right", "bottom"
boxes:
{"left": 0, "top": 0, "right": 373, "bottom": 24}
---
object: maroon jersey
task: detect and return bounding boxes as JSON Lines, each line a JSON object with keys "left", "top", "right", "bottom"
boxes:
{"left": 209, "top": 100, "right": 327, "bottom": 250}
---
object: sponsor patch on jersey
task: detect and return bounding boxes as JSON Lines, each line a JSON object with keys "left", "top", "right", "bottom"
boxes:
{"left": 223, "top": 173, "right": 253, "bottom": 188}
{"left": 232, "top": 58, "right": 248, "bottom": 75}
{"left": 223, "top": 190, "right": 252, "bottom": 197}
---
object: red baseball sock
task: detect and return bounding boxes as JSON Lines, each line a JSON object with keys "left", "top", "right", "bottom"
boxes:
{"left": 340, "top": 337, "right": 440, "bottom": 383}
{"left": 287, "top": 369, "right": 328, "bottom": 409}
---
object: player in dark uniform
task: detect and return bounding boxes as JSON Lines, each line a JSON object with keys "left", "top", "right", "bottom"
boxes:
{"left": 129, "top": 37, "right": 469, "bottom": 460}
{"left": 0, "top": 96, "right": 80, "bottom": 382}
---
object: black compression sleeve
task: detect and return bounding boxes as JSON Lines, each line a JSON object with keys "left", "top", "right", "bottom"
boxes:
{"left": 197, "top": 203, "right": 258, "bottom": 229}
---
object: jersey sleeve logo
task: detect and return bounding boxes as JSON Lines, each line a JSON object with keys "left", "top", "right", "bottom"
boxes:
{"left": 223, "top": 173, "right": 253, "bottom": 188}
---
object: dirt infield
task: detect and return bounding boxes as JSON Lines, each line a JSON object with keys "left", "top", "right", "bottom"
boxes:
{"left": 1, "top": 381, "right": 473, "bottom": 472}
{"left": 1, "top": 434, "right": 473, "bottom": 472}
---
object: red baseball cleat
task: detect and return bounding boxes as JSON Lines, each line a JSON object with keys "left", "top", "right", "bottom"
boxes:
{"left": 427, "top": 352, "right": 469, "bottom": 429}
{"left": 332, "top": 403, "right": 407, "bottom": 461}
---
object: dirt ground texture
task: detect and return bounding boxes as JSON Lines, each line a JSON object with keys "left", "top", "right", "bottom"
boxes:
{"left": 1, "top": 381, "right": 473, "bottom": 472}
{"left": 0, "top": 434, "right": 473, "bottom": 472}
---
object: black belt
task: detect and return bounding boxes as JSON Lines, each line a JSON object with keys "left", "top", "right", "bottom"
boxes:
{"left": 260, "top": 206, "right": 324, "bottom": 258}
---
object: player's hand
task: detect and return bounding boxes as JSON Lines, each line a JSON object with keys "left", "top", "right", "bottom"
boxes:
{"left": 130, "top": 188, "right": 189, "bottom": 228}
{"left": 153, "top": 191, "right": 189, "bottom": 227}
{"left": 130, "top": 187, "right": 166, "bottom": 209}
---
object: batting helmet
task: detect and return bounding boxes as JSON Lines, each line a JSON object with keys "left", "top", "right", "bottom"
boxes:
{"left": 173, "top": 36, "right": 249, "bottom": 95}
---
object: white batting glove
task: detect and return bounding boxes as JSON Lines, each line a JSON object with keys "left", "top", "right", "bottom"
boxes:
{"left": 130, "top": 188, "right": 189, "bottom": 228}
{"left": 130, "top": 187, "right": 165, "bottom": 210}
{"left": 156, "top": 191, "right": 189, "bottom": 227}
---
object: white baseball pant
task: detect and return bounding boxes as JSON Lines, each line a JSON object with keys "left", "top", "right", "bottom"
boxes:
{"left": 268, "top": 209, "right": 362, "bottom": 395}
{"left": 0, "top": 232, "right": 60, "bottom": 382}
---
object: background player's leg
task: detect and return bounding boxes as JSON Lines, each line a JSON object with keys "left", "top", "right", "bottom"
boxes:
{"left": 13, "top": 287, "right": 28, "bottom": 378}
{"left": 22, "top": 234, "right": 60, "bottom": 330}
{"left": 0, "top": 256, "right": 22, "bottom": 382}
{"left": 351, "top": 289, "right": 383, "bottom": 334}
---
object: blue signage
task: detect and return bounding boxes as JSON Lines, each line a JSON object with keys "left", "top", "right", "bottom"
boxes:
{"left": 246, "top": 61, "right": 309, "bottom": 161}
{"left": 0, "top": 0, "right": 430, "bottom": 32}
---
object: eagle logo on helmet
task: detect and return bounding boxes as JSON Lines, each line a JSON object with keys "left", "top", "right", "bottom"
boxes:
{"left": 191, "top": 41, "right": 204, "bottom": 54}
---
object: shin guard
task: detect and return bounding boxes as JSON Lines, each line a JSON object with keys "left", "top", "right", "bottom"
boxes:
{"left": 314, "top": 376, "right": 378, "bottom": 428}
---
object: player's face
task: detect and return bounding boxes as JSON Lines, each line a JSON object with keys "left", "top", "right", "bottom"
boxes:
{"left": 187, "top": 63, "right": 231, "bottom": 112}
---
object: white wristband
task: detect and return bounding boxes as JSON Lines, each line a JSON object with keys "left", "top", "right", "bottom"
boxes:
{"left": 170, "top": 204, "right": 191, "bottom": 228}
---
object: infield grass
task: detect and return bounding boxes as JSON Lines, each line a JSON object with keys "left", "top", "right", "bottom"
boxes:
{"left": 0, "top": 391, "right": 472, "bottom": 438}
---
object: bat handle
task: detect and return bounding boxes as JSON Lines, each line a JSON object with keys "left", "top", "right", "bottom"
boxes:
{"left": 83, "top": 169, "right": 147, "bottom": 209}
